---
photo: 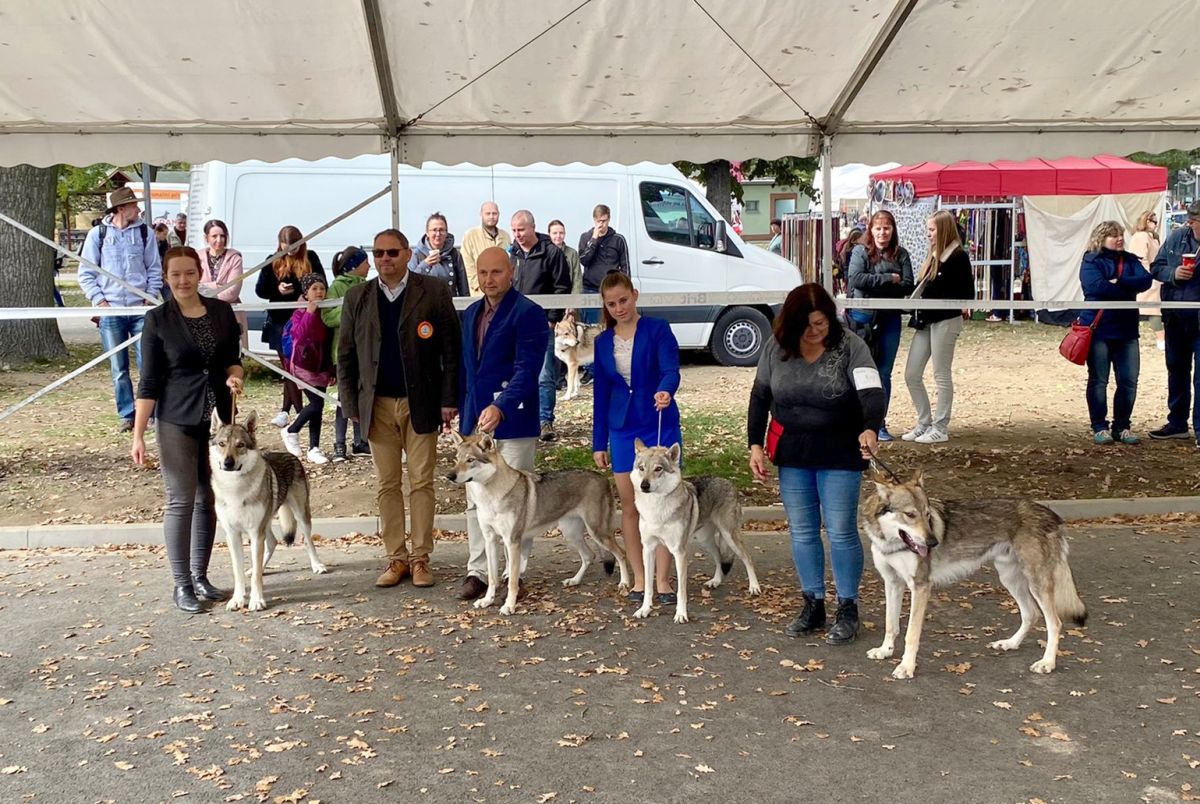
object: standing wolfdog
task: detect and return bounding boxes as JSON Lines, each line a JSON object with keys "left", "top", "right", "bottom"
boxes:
{"left": 861, "top": 468, "right": 1087, "bottom": 678}
{"left": 447, "top": 431, "right": 631, "bottom": 615}
{"left": 209, "top": 410, "right": 327, "bottom": 612}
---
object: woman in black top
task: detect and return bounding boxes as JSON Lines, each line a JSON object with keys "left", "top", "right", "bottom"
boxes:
{"left": 901, "top": 210, "right": 975, "bottom": 444}
{"left": 255, "top": 225, "right": 325, "bottom": 428}
{"left": 133, "top": 247, "right": 244, "bottom": 613}
{"left": 747, "top": 284, "right": 884, "bottom": 645}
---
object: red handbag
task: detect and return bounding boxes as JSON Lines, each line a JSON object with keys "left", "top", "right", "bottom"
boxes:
{"left": 765, "top": 419, "right": 784, "bottom": 461}
{"left": 1059, "top": 257, "right": 1122, "bottom": 365}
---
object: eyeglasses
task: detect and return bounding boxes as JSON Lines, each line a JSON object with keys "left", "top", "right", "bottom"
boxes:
{"left": 373, "top": 248, "right": 406, "bottom": 258}
{"left": 1149, "top": 218, "right": 1158, "bottom": 224}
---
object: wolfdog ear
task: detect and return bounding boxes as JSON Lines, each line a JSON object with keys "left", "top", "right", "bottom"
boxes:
{"left": 666, "top": 442, "right": 681, "bottom": 465}
{"left": 477, "top": 432, "right": 494, "bottom": 451}
{"left": 634, "top": 437, "right": 646, "bottom": 452}
{"left": 909, "top": 466, "right": 924, "bottom": 487}
{"left": 244, "top": 409, "right": 258, "bottom": 434}
{"left": 210, "top": 408, "right": 223, "bottom": 433}
{"left": 449, "top": 430, "right": 464, "bottom": 446}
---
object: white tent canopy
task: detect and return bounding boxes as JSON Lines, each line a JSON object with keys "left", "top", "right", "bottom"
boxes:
{"left": 2, "top": 0, "right": 1198, "bottom": 168}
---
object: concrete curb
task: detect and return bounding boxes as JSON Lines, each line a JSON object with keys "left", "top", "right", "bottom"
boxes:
{"left": 2, "top": 497, "right": 1199, "bottom": 550}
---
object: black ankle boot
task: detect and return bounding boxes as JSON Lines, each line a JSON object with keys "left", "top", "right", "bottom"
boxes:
{"left": 785, "top": 593, "right": 826, "bottom": 637}
{"left": 192, "top": 575, "right": 229, "bottom": 602}
{"left": 174, "top": 584, "right": 203, "bottom": 614}
{"left": 826, "top": 597, "right": 860, "bottom": 645}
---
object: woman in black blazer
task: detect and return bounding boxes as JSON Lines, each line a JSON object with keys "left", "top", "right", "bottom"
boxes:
{"left": 132, "top": 246, "right": 244, "bottom": 613}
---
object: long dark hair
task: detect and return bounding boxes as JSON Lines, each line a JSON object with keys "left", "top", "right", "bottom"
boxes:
{"left": 865, "top": 210, "right": 900, "bottom": 265}
{"left": 599, "top": 271, "right": 636, "bottom": 330}
{"left": 772, "top": 283, "right": 844, "bottom": 361}
{"left": 332, "top": 246, "right": 368, "bottom": 278}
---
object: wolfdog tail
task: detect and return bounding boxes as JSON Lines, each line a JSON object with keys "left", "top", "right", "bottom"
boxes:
{"left": 1053, "top": 537, "right": 1087, "bottom": 626}
{"left": 277, "top": 504, "right": 298, "bottom": 547}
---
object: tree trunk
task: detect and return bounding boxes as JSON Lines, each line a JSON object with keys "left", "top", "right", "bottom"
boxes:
{"left": 703, "top": 160, "right": 733, "bottom": 222}
{"left": 0, "top": 165, "right": 67, "bottom": 362}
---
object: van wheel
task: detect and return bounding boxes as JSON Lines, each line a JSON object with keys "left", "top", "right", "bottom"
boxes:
{"left": 711, "top": 307, "right": 771, "bottom": 367}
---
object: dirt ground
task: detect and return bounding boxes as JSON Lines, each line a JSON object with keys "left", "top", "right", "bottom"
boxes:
{"left": 0, "top": 320, "right": 1195, "bottom": 528}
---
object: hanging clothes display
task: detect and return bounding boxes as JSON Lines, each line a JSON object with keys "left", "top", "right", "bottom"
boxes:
{"left": 780, "top": 215, "right": 840, "bottom": 286}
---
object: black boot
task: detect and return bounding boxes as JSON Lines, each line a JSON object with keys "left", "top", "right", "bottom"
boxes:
{"left": 174, "top": 584, "right": 203, "bottom": 614}
{"left": 785, "top": 592, "right": 826, "bottom": 637}
{"left": 826, "top": 597, "right": 860, "bottom": 645}
{"left": 192, "top": 575, "right": 229, "bottom": 602}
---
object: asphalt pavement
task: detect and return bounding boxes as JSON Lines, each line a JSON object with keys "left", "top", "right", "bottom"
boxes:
{"left": 0, "top": 523, "right": 1197, "bottom": 803}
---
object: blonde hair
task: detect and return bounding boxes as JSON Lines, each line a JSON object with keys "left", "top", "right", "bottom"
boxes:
{"left": 1134, "top": 210, "right": 1158, "bottom": 237}
{"left": 273, "top": 225, "right": 313, "bottom": 281}
{"left": 918, "top": 210, "right": 962, "bottom": 283}
{"left": 1086, "top": 220, "right": 1124, "bottom": 253}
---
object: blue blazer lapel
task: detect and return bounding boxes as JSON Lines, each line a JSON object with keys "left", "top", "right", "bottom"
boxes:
{"left": 626, "top": 317, "right": 650, "bottom": 391}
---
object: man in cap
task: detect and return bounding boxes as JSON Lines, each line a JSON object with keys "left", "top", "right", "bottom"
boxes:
{"left": 79, "top": 186, "right": 163, "bottom": 432}
{"left": 1150, "top": 200, "right": 1200, "bottom": 445}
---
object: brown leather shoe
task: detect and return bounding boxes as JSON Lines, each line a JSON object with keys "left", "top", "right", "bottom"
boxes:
{"left": 375, "top": 560, "right": 409, "bottom": 587}
{"left": 455, "top": 575, "right": 487, "bottom": 601}
{"left": 410, "top": 557, "right": 434, "bottom": 588}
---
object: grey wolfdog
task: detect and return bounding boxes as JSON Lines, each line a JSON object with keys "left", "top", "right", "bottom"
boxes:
{"left": 553, "top": 312, "right": 599, "bottom": 400}
{"left": 860, "top": 467, "right": 1087, "bottom": 679}
{"left": 446, "top": 431, "right": 632, "bottom": 615}
{"left": 630, "top": 440, "right": 762, "bottom": 624}
{"left": 209, "top": 410, "right": 327, "bottom": 612}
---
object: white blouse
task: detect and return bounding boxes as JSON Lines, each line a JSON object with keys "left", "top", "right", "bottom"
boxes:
{"left": 613, "top": 332, "right": 634, "bottom": 384}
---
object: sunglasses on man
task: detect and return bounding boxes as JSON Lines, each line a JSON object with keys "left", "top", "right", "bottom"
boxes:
{"left": 373, "top": 247, "right": 407, "bottom": 258}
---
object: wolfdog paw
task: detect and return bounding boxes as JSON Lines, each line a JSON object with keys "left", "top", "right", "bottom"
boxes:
{"left": 892, "top": 663, "right": 916, "bottom": 680}
{"left": 1029, "top": 659, "right": 1056, "bottom": 674}
{"left": 867, "top": 645, "right": 894, "bottom": 660}
{"left": 311, "top": 563, "right": 328, "bottom": 574}
{"left": 988, "top": 638, "right": 1020, "bottom": 652}
{"left": 499, "top": 603, "right": 516, "bottom": 616}
{"left": 474, "top": 596, "right": 495, "bottom": 609}
{"left": 247, "top": 596, "right": 266, "bottom": 612}
{"left": 673, "top": 610, "right": 690, "bottom": 624}
{"left": 703, "top": 577, "right": 722, "bottom": 589}
{"left": 746, "top": 581, "right": 762, "bottom": 596}
{"left": 561, "top": 577, "right": 582, "bottom": 587}
{"left": 632, "top": 606, "right": 652, "bottom": 620}
{"left": 617, "top": 579, "right": 630, "bottom": 592}
{"left": 225, "top": 596, "right": 246, "bottom": 612}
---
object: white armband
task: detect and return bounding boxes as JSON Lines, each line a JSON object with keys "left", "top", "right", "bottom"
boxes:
{"left": 852, "top": 366, "right": 882, "bottom": 390}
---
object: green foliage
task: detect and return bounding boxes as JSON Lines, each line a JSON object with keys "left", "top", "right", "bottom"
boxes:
{"left": 674, "top": 157, "right": 820, "bottom": 206}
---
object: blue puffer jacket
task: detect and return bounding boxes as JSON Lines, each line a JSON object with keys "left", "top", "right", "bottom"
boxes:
{"left": 1079, "top": 248, "right": 1153, "bottom": 341}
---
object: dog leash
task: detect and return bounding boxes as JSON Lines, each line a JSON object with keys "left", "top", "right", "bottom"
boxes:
{"left": 866, "top": 444, "right": 902, "bottom": 483}
{"left": 656, "top": 408, "right": 662, "bottom": 447}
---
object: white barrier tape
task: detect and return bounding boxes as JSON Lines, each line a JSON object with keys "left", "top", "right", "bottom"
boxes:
{"left": 0, "top": 211, "right": 159, "bottom": 305}
{"left": 239, "top": 348, "right": 341, "bottom": 409}
{"left": 0, "top": 333, "right": 140, "bottom": 423}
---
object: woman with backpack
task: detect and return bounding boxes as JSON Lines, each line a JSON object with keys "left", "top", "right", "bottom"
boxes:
{"left": 281, "top": 274, "right": 336, "bottom": 464}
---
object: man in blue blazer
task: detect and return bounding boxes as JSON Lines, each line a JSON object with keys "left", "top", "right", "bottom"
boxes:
{"left": 455, "top": 247, "right": 549, "bottom": 601}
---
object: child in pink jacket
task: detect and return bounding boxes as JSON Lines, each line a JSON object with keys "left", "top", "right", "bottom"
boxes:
{"left": 281, "top": 274, "right": 337, "bottom": 464}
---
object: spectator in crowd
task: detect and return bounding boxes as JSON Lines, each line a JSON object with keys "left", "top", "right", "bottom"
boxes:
{"left": 1079, "top": 221, "right": 1152, "bottom": 445}
{"left": 548, "top": 219, "right": 582, "bottom": 294}
{"left": 78, "top": 186, "right": 163, "bottom": 432}
{"left": 281, "top": 274, "right": 337, "bottom": 464}
{"left": 168, "top": 213, "right": 188, "bottom": 248}
{"left": 747, "top": 283, "right": 883, "bottom": 645}
{"left": 52, "top": 254, "right": 65, "bottom": 308}
{"left": 591, "top": 271, "right": 681, "bottom": 605}
{"left": 577, "top": 204, "right": 630, "bottom": 325}
{"left": 408, "top": 212, "right": 469, "bottom": 297}
{"left": 510, "top": 210, "right": 572, "bottom": 442}
{"left": 901, "top": 210, "right": 974, "bottom": 444}
{"left": 834, "top": 227, "right": 865, "bottom": 296}
{"left": 338, "top": 228, "right": 460, "bottom": 589}
{"left": 461, "top": 201, "right": 511, "bottom": 297}
{"left": 153, "top": 221, "right": 171, "bottom": 260}
{"left": 455, "top": 247, "right": 547, "bottom": 601}
{"left": 768, "top": 219, "right": 783, "bottom": 255}
{"left": 1150, "top": 202, "right": 1200, "bottom": 442}
{"left": 256, "top": 226, "right": 325, "bottom": 429}
{"left": 1129, "top": 210, "right": 1164, "bottom": 352}
{"left": 197, "top": 219, "right": 246, "bottom": 347}
{"left": 322, "top": 246, "right": 372, "bottom": 462}
{"left": 847, "top": 210, "right": 913, "bottom": 441}
{"left": 131, "top": 246, "right": 243, "bottom": 613}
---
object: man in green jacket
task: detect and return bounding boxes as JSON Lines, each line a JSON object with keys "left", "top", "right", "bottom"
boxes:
{"left": 322, "top": 246, "right": 371, "bottom": 461}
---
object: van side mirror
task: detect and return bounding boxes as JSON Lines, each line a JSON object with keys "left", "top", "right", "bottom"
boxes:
{"left": 714, "top": 220, "right": 728, "bottom": 253}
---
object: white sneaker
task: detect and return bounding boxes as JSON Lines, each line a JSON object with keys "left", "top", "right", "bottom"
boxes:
{"left": 270, "top": 411, "right": 289, "bottom": 428}
{"left": 914, "top": 428, "right": 949, "bottom": 444}
{"left": 901, "top": 426, "right": 928, "bottom": 441}
{"left": 307, "top": 447, "right": 329, "bottom": 465}
{"left": 281, "top": 430, "right": 303, "bottom": 458}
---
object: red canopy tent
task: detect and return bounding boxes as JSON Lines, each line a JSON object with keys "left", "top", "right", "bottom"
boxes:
{"left": 870, "top": 155, "right": 1166, "bottom": 197}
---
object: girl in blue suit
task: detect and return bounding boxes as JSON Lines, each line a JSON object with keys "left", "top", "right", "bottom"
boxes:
{"left": 591, "top": 272, "right": 682, "bottom": 604}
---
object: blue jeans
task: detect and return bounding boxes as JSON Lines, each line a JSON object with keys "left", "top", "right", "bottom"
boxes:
{"left": 849, "top": 309, "right": 901, "bottom": 422}
{"left": 1086, "top": 337, "right": 1139, "bottom": 433}
{"left": 778, "top": 466, "right": 864, "bottom": 600}
{"left": 538, "top": 325, "right": 556, "bottom": 425}
{"left": 1163, "top": 312, "right": 1200, "bottom": 431}
{"left": 99, "top": 314, "right": 145, "bottom": 421}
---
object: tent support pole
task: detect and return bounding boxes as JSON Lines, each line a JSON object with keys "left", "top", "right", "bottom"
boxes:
{"left": 141, "top": 163, "right": 153, "bottom": 229}
{"left": 821, "top": 135, "right": 834, "bottom": 295}
{"left": 390, "top": 137, "right": 400, "bottom": 230}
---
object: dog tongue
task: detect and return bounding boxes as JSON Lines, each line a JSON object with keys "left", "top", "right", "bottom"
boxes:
{"left": 914, "top": 542, "right": 928, "bottom": 557}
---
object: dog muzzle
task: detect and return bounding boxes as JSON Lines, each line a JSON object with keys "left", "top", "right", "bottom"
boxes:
{"left": 898, "top": 528, "right": 936, "bottom": 557}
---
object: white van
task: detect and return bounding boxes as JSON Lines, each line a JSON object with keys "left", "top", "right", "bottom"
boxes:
{"left": 187, "top": 157, "right": 800, "bottom": 365}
